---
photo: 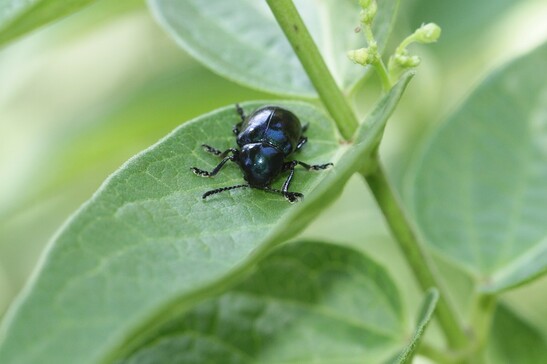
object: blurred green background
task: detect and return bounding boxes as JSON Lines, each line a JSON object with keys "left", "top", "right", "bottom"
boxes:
{"left": 1, "top": 0, "right": 547, "bottom": 346}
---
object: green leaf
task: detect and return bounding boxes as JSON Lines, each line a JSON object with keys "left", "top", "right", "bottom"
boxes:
{"left": 0, "top": 74, "right": 412, "bottom": 364}
{"left": 115, "top": 241, "right": 406, "bottom": 364}
{"left": 408, "top": 0, "right": 516, "bottom": 52}
{"left": 0, "top": 101, "right": 337, "bottom": 364}
{"left": 481, "top": 237, "right": 547, "bottom": 293}
{"left": 390, "top": 288, "right": 438, "bottom": 364}
{"left": 0, "top": 264, "right": 10, "bottom": 317}
{"left": 487, "top": 304, "right": 547, "bottom": 363}
{"left": 0, "top": 0, "right": 99, "bottom": 46}
{"left": 147, "top": 0, "right": 399, "bottom": 97}
{"left": 410, "top": 42, "right": 547, "bottom": 292}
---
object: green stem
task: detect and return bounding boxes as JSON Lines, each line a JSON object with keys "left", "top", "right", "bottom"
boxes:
{"left": 267, "top": 0, "right": 470, "bottom": 352}
{"left": 266, "top": 0, "right": 359, "bottom": 140}
{"left": 363, "top": 162, "right": 470, "bottom": 349}
{"left": 468, "top": 293, "right": 496, "bottom": 362}
{"left": 395, "top": 33, "right": 415, "bottom": 55}
{"left": 419, "top": 342, "right": 458, "bottom": 364}
{"left": 362, "top": 24, "right": 392, "bottom": 90}
{"left": 372, "top": 60, "right": 391, "bottom": 91}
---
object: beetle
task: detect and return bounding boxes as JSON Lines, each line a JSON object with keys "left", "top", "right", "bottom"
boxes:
{"left": 191, "top": 104, "right": 333, "bottom": 202}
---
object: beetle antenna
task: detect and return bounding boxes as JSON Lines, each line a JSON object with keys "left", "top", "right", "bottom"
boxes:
{"left": 202, "top": 184, "right": 249, "bottom": 199}
{"left": 235, "top": 103, "right": 246, "bottom": 122}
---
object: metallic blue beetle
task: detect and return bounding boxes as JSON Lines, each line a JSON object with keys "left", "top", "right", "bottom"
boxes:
{"left": 191, "top": 105, "right": 333, "bottom": 202}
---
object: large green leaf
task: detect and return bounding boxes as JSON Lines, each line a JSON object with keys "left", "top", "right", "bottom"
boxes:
{"left": 0, "top": 0, "right": 99, "bottom": 46}
{"left": 0, "top": 265, "right": 10, "bottom": 317}
{"left": 0, "top": 73, "right": 411, "bottom": 364}
{"left": 0, "top": 64, "right": 273, "bottom": 311}
{"left": 487, "top": 304, "right": 547, "bottom": 363}
{"left": 407, "top": 0, "right": 516, "bottom": 53}
{"left": 410, "top": 43, "right": 547, "bottom": 292}
{"left": 147, "top": 0, "right": 398, "bottom": 97}
{"left": 114, "top": 241, "right": 406, "bottom": 364}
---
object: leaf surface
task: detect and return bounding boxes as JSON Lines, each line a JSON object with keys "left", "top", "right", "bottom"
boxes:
{"left": 115, "top": 241, "right": 406, "bottom": 364}
{"left": 487, "top": 304, "right": 547, "bottom": 363}
{"left": 147, "top": 0, "right": 398, "bottom": 97}
{"left": 0, "top": 74, "right": 412, "bottom": 364}
{"left": 408, "top": 0, "right": 516, "bottom": 51}
{"left": 0, "top": 0, "right": 98, "bottom": 46}
{"left": 410, "top": 43, "right": 547, "bottom": 292}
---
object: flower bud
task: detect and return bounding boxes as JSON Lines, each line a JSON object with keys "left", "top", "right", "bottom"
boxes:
{"left": 347, "top": 48, "right": 370, "bottom": 65}
{"left": 359, "top": 0, "right": 377, "bottom": 24}
{"left": 359, "top": 0, "right": 371, "bottom": 8}
{"left": 414, "top": 23, "right": 441, "bottom": 44}
{"left": 396, "top": 54, "right": 421, "bottom": 68}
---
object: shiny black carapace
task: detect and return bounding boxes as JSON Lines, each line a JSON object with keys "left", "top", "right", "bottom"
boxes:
{"left": 191, "top": 105, "right": 333, "bottom": 202}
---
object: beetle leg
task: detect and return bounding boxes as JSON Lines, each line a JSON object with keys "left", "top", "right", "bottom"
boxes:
{"left": 233, "top": 104, "right": 246, "bottom": 135}
{"left": 301, "top": 123, "right": 309, "bottom": 133}
{"left": 276, "top": 161, "right": 303, "bottom": 202}
{"left": 236, "top": 103, "right": 246, "bottom": 121}
{"left": 202, "top": 184, "right": 249, "bottom": 199}
{"left": 273, "top": 159, "right": 334, "bottom": 202}
{"left": 291, "top": 160, "right": 333, "bottom": 170}
{"left": 201, "top": 145, "right": 238, "bottom": 158}
{"left": 201, "top": 144, "right": 223, "bottom": 156}
{"left": 233, "top": 123, "right": 242, "bottom": 135}
{"left": 191, "top": 153, "right": 238, "bottom": 177}
{"left": 295, "top": 136, "right": 308, "bottom": 151}
{"left": 264, "top": 186, "right": 303, "bottom": 203}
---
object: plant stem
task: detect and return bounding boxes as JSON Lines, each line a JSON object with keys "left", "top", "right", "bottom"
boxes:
{"left": 266, "top": 0, "right": 359, "bottom": 140}
{"left": 468, "top": 293, "right": 496, "bottom": 362}
{"left": 267, "top": 0, "right": 470, "bottom": 352}
{"left": 362, "top": 24, "right": 392, "bottom": 90}
{"left": 372, "top": 61, "right": 391, "bottom": 91}
{"left": 419, "top": 342, "right": 457, "bottom": 364}
{"left": 363, "top": 162, "right": 470, "bottom": 349}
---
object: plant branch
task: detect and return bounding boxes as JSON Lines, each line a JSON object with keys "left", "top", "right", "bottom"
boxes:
{"left": 362, "top": 162, "right": 470, "bottom": 349}
{"left": 468, "top": 293, "right": 496, "bottom": 362}
{"left": 266, "top": 0, "right": 359, "bottom": 140}
{"left": 267, "top": 0, "right": 470, "bottom": 353}
{"left": 419, "top": 342, "right": 458, "bottom": 364}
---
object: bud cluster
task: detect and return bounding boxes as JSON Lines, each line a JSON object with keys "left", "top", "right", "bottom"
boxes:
{"left": 346, "top": 1, "right": 441, "bottom": 89}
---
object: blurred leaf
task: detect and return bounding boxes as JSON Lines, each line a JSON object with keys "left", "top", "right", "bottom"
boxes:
{"left": 407, "top": 0, "right": 516, "bottom": 50}
{"left": 0, "top": 10, "right": 271, "bottom": 307}
{"left": 390, "top": 288, "right": 438, "bottom": 364}
{"left": 487, "top": 304, "right": 547, "bottom": 363}
{"left": 0, "top": 73, "right": 412, "bottom": 364}
{"left": 481, "top": 237, "right": 547, "bottom": 293}
{"left": 115, "top": 241, "right": 405, "bottom": 364}
{"left": 0, "top": 264, "right": 10, "bottom": 317}
{"left": 410, "top": 42, "right": 547, "bottom": 292}
{"left": 0, "top": 0, "right": 99, "bottom": 46}
{"left": 21, "top": 65, "right": 275, "bottom": 210}
{"left": 147, "top": 0, "right": 398, "bottom": 97}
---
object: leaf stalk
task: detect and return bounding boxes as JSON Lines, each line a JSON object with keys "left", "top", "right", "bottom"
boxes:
{"left": 363, "top": 163, "right": 470, "bottom": 349}
{"left": 267, "top": 0, "right": 470, "bottom": 353}
{"left": 266, "top": 0, "right": 359, "bottom": 140}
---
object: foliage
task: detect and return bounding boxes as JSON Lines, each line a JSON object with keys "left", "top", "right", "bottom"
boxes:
{"left": 0, "top": 0, "right": 546, "bottom": 363}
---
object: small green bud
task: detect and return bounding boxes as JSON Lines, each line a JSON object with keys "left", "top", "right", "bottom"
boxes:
{"left": 359, "top": 0, "right": 371, "bottom": 9}
{"left": 359, "top": 0, "right": 377, "bottom": 24}
{"left": 347, "top": 48, "right": 370, "bottom": 65}
{"left": 395, "top": 54, "right": 421, "bottom": 68}
{"left": 414, "top": 23, "right": 441, "bottom": 44}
